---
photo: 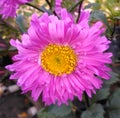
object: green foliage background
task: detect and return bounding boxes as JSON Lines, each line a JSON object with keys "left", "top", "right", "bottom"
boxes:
{"left": 0, "top": 0, "right": 120, "bottom": 118}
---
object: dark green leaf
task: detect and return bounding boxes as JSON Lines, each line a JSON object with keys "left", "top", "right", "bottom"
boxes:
{"left": 106, "top": 89, "right": 120, "bottom": 118}
{"left": 92, "top": 71, "right": 119, "bottom": 103}
{"left": 84, "top": 3, "right": 100, "bottom": 10}
{"left": 38, "top": 108, "right": 56, "bottom": 118}
{"left": 92, "top": 88, "right": 110, "bottom": 103}
{"left": 62, "top": 0, "right": 76, "bottom": 10}
{"left": 16, "top": 15, "right": 26, "bottom": 33}
{"left": 103, "top": 72, "right": 119, "bottom": 87}
{"left": 38, "top": 104, "right": 75, "bottom": 118}
{"left": 61, "top": 112, "right": 76, "bottom": 118}
{"left": 48, "top": 104, "right": 72, "bottom": 117}
{"left": 38, "top": 111, "right": 56, "bottom": 118}
{"left": 81, "top": 104, "right": 104, "bottom": 118}
{"left": 90, "top": 10, "right": 109, "bottom": 26}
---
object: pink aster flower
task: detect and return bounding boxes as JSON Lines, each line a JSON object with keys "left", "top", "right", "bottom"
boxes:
{"left": 0, "top": 0, "right": 32, "bottom": 18}
{"left": 55, "top": 0, "right": 62, "bottom": 15}
{"left": 6, "top": 9, "right": 112, "bottom": 105}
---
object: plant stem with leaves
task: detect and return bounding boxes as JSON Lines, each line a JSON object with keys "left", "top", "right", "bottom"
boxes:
{"left": 69, "top": 0, "right": 84, "bottom": 12}
{"left": 26, "top": 3, "right": 44, "bottom": 12}
{"left": 76, "top": 0, "right": 84, "bottom": 23}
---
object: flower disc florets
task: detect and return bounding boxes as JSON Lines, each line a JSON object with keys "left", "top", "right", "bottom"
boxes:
{"left": 41, "top": 44, "right": 77, "bottom": 76}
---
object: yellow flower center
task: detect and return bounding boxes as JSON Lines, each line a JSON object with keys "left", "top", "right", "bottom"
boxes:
{"left": 41, "top": 44, "right": 77, "bottom": 76}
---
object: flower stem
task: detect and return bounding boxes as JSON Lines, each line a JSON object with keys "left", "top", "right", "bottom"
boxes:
{"left": 84, "top": 92, "right": 90, "bottom": 109}
{"left": 26, "top": 3, "right": 44, "bottom": 13}
{"left": 46, "top": 0, "right": 52, "bottom": 10}
{"left": 76, "top": 0, "right": 84, "bottom": 23}
{"left": 69, "top": 0, "right": 83, "bottom": 12}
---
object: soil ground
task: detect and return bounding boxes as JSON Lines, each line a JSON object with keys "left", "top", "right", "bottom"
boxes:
{"left": 0, "top": 90, "right": 38, "bottom": 118}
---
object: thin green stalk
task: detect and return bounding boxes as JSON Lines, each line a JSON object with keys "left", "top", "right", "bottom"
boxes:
{"left": 84, "top": 92, "right": 90, "bottom": 109}
{"left": 26, "top": 3, "right": 44, "bottom": 13}
{"left": 76, "top": 0, "right": 84, "bottom": 23}
{"left": 51, "top": 0, "right": 54, "bottom": 10}
{"left": 69, "top": 0, "right": 83, "bottom": 12}
{"left": 46, "top": 0, "right": 52, "bottom": 10}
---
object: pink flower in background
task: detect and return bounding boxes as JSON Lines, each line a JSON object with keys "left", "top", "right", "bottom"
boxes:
{"left": 0, "top": 0, "right": 32, "bottom": 18}
{"left": 55, "top": 0, "right": 62, "bottom": 15}
{"left": 6, "top": 8, "right": 112, "bottom": 105}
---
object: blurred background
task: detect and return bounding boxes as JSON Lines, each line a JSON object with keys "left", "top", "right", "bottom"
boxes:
{"left": 0, "top": 0, "right": 120, "bottom": 118}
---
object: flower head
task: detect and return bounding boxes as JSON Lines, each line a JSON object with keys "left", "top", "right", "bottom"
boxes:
{"left": 0, "top": 0, "right": 32, "bottom": 18}
{"left": 6, "top": 9, "right": 112, "bottom": 105}
{"left": 55, "top": 0, "right": 62, "bottom": 16}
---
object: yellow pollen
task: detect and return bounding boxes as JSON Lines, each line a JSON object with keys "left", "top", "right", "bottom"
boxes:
{"left": 41, "top": 44, "right": 77, "bottom": 76}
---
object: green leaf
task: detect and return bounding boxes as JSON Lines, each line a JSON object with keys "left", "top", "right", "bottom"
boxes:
{"left": 61, "top": 112, "right": 76, "bottom": 118}
{"left": 92, "top": 88, "right": 110, "bottom": 103}
{"left": 106, "top": 89, "right": 120, "bottom": 118}
{"left": 38, "top": 108, "right": 56, "bottom": 118}
{"left": 91, "top": 71, "right": 119, "bottom": 103}
{"left": 38, "top": 111, "right": 56, "bottom": 118}
{"left": 103, "top": 72, "right": 119, "bottom": 87}
{"left": 90, "top": 10, "right": 109, "bottom": 26}
{"left": 48, "top": 104, "right": 72, "bottom": 117}
{"left": 84, "top": 3, "right": 100, "bottom": 10}
{"left": 16, "top": 15, "right": 26, "bottom": 33}
{"left": 89, "top": 10, "right": 113, "bottom": 35}
{"left": 62, "top": 0, "right": 76, "bottom": 10}
{"left": 81, "top": 104, "right": 104, "bottom": 118}
{"left": 37, "top": 104, "right": 76, "bottom": 118}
